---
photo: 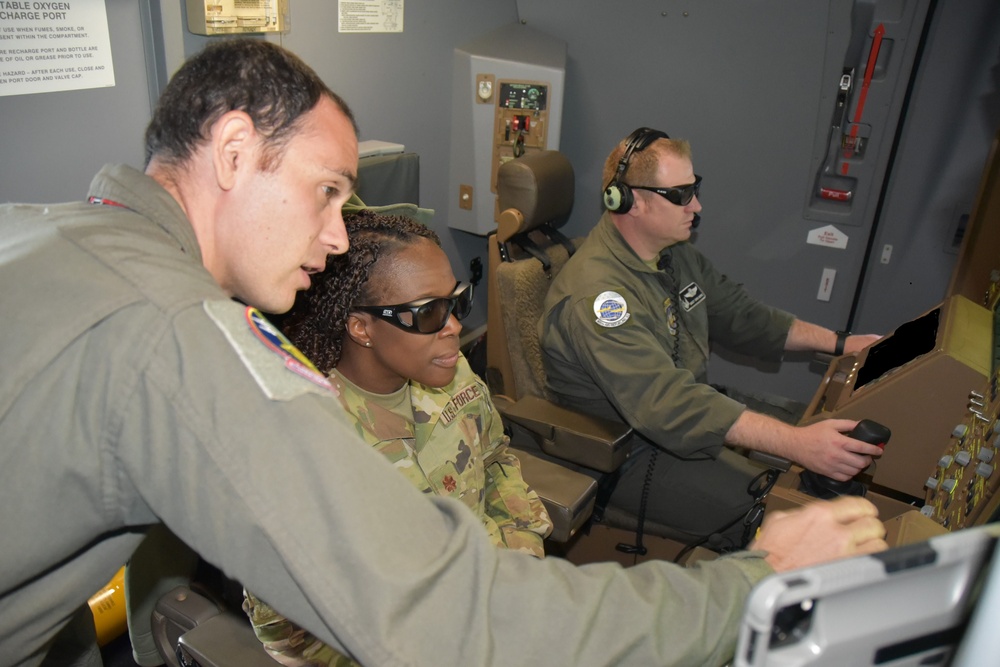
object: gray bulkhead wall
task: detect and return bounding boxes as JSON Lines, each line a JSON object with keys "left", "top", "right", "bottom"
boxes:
{"left": 0, "top": 1, "right": 154, "bottom": 204}
{"left": 852, "top": 0, "right": 1000, "bottom": 335}
{"left": 515, "top": 0, "right": 996, "bottom": 403}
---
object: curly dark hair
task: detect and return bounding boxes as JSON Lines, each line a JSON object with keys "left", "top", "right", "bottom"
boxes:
{"left": 144, "top": 38, "right": 357, "bottom": 170}
{"left": 275, "top": 209, "right": 441, "bottom": 373}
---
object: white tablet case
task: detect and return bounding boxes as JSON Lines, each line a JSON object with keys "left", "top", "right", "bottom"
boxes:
{"left": 735, "top": 523, "right": 1000, "bottom": 667}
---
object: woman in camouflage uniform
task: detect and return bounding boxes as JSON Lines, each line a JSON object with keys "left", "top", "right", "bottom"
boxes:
{"left": 244, "top": 209, "right": 552, "bottom": 666}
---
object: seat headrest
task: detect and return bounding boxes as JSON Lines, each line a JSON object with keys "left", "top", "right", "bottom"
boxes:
{"left": 496, "top": 151, "right": 575, "bottom": 235}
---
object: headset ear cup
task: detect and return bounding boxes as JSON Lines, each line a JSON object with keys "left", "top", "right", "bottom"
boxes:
{"left": 604, "top": 183, "right": 633, "bottom": 213}
{"left": 605, "top": 127, "right": 668, "bottom": 213}
{"left": 603, "top": 185, "right": 621, "bottom": 211}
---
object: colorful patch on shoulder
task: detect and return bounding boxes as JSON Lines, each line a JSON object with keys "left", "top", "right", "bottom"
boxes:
{"left": 204, "top": 299, "right": 335, "bottom": 400}
{"left": 244, "top": 308, "right": 333, "bottom": 390}
{"left": 594, "top": 291, "right": 630, "bottom": 328}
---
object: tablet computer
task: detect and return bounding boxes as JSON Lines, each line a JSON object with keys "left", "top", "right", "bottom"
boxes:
{"left": 734, "top": 523, "right": 1000, "bottom": 666}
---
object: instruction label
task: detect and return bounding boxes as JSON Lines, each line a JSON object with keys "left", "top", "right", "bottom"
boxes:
{"left": 338, "top": 0, "right": 403, "bottom": 33}
{"left": 806, "top": 224, "right": 849, "bottom": 250}
{"left": 0, "top": 0, "right": 114, "bottom": 97}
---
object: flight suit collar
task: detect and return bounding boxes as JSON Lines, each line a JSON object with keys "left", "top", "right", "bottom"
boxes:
{"left": 595, "top": 213, "right": 679, "bottom": 275}
{"left": 88, "top": 164, "right": 203, "bottom": 264}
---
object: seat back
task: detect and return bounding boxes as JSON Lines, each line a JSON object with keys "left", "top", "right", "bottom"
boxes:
{"left": 495, "top": 243, "right": 576, "bottom": 401}
{"left": 486, "top": 150, "right": 577, "bottom": 401}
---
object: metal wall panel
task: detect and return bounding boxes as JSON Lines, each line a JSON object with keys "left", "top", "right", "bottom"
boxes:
{"left": 0, "top": 0, "right": 155, "bottom": 204}
{"left": 515, "top": 0, "right": 943, "bottom": 402}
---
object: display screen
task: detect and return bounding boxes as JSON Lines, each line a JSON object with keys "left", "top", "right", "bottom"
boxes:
{"left": 855, "top": 308, "right": 940, "bottom": 390}
{"left": 499, "top": 83, "right": 548, "bottom": 110}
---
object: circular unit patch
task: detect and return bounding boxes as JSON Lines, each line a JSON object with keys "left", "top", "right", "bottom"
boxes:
{"left": 594, "top": 291, "right": 630, "bottom": 328}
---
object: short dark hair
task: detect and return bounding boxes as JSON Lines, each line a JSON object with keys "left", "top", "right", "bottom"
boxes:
{"left": 274, "top": 210, "right": 440, "bottom": 373}
{"left": 144, "top": 38, "right": 358, "bottom": 170}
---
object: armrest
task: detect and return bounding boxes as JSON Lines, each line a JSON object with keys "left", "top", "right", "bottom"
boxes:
{"left": 512, "top": 446, "right": 598, "bottom": 543}
{"left": 813, "top": 351, "right": 835, "bottom": 365}
{"left": 153, "top": 585, "right": 277, "bottom": 667}
{"left": 178, "top": 612, "right": 280, "bottom": 667}
{"left": 748, "top": 450, "right": 792, "bottom": 472}
{"left": 497, "top": 394, "right": 635, "bottom": 473}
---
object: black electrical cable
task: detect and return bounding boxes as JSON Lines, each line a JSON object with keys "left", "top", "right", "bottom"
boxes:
{"left": 673, "top": 467, "right": 779, "bottom": 564}
{"left": 616, "top": 249, "right": 677, "bottom": 561}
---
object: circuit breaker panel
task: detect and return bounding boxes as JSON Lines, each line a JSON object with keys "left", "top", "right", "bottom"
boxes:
{"left": 447, "top": 23, "right": 565, "bottom": 236}
{"left": 485, "top": 79, "right": 552, "bottom": 204}
{"left": 922, "top": 133, "right": 1000, "bottom": 532}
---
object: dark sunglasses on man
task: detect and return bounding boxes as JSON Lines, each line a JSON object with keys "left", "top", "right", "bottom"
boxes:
{"left": 354, "top": 282, "right": 473, "bottom": 334}
{"left": 630, "top": 174, "right": 702, "bottom": 206}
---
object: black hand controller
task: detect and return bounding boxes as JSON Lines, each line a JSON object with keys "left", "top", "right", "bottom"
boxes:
{"left": 798, "top": 419, "right": 891, "bottom": 499}
{"left": 848, "top": 419, "right": 891, "bottom": 449}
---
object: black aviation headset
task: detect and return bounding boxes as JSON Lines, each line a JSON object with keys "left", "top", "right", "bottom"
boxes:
{"left": 602, "top": 127, "right": 671, "bottom": 213}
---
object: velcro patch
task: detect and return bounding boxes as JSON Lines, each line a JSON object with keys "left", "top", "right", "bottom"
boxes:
{"left": 204, "top": 300, "right": 335, "bottom": 400}
{"left": 594, "top": 291, "right": 630, "bottom": 328}
{"left": 679, "top": 282, "right": 706, "bottom": 312}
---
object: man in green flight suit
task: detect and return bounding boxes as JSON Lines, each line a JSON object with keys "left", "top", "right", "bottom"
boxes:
{"left": 540, "top": 128, "right": 885, "bottom": 548}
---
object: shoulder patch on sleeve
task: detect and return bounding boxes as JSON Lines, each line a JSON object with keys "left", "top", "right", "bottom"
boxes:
{"left": 593, "top": 290, "right": 631, "bottom": 328}
{"left": 204, "top": 300, "right": 336, "bottom": 400}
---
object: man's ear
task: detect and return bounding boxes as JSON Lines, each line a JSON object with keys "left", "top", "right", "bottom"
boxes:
{"left": 211, "top": 110, "right": 256, "bottom": 192}
{"left": 626, "top": 189, "right": 648, "bottom": 218}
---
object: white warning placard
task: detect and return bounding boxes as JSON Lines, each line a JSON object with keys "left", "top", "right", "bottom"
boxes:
{"left": 806, "top": 224, "right": 849, "bottom": 250}
{"left": 0, "top": 0, "right": 114, "bottom": 98}
{"left": 338, "top": 0, "right": 403, "bottom": 33}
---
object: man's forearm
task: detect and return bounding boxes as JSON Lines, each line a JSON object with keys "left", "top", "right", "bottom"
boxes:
{"left": 724, "top": 409, "right": 800, "bottom": 460}
{"left": 785, "top": 319, "right": 881, "bottom": 355}
{"left": 784, "top": 319, "right": 837, "bottom": 353}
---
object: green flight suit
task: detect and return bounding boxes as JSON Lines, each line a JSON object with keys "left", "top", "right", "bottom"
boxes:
{"left": 539, "top": 214, "right": 796, "bottom": 544}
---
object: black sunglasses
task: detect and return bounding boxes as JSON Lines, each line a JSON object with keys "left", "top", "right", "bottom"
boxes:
{"left": 630, "top": 175, "right": 702, "bottom": 206}
{"left": 354, "top": 282, "right": 473, "bottom": 334}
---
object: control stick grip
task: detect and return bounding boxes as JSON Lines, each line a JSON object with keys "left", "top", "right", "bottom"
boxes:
{"left": 847, "top": 419, "right": 891, "bottom": 448}
{"left": 798, "top": 419, "right": 891, "bottom": 499}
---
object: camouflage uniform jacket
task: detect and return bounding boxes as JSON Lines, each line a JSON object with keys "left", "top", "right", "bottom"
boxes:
{"left": 245, "top": 355, "right": 552, "bottom": 666}
{"left": 332, "top": 355, "right": 552, "bottom": 554}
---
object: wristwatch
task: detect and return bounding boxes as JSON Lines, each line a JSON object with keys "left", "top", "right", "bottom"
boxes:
{"left": 834, "top": 330, "right": 851, "bottom": 356}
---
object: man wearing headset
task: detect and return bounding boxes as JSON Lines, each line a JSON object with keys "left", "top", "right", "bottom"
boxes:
{"left": 539, "top": 128, "right": 884, "bottom": 548}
